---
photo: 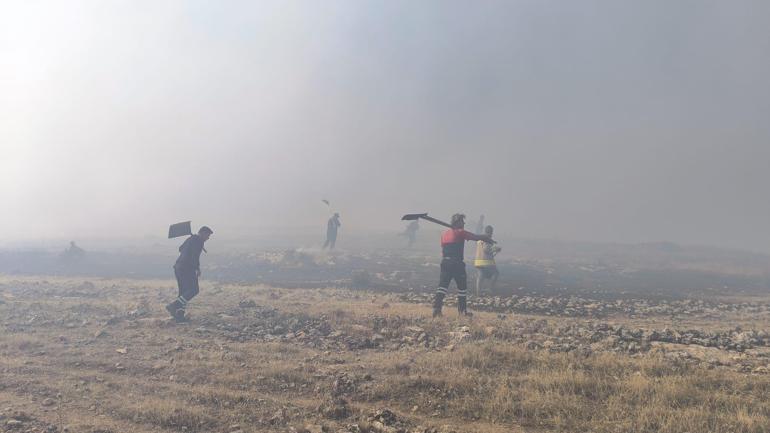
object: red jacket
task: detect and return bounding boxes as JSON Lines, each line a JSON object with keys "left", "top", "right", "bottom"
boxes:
{"left": 441, "top": 228, "right": 474, "bottom": 260}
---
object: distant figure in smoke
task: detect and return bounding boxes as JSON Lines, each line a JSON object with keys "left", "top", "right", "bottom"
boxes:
{"left": 323, "top": 213, "right": 341, "bottom": 249}
{"left": 60, "top": 241, "right": 85, "bottom": 262}
{"left": 166, "top": 226, "right": 213, "bottom": 323}
{"left": 401, "top": 220, "right": 420, "bottom": 247}
{"left": 474, "top": 214, "right": 485, "bottom": 235}
{"left": 474, "top": 225, "right": 501, "bottom": 296}
{"left": 433, "top": 214, "right": 494, "bottom": 317}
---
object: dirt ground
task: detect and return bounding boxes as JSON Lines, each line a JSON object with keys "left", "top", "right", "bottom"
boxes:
{"left": 2, "top": 276, "right": 770, "bottom": 433}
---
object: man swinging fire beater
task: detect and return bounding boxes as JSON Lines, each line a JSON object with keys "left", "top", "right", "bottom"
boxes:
{"left": 433, "top": 214, "right": 494, "bottom": 317}
{"left": 166, "top": 226, "right": 213, "bottom": 322}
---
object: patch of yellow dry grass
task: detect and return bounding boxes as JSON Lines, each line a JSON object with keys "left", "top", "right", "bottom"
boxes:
{"left": 364, "top": 343, "right": 770, "bottom": 433}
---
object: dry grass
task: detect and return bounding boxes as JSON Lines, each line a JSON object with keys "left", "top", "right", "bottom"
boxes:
{"left": 362, "top": 344, "right": 770, "bottom": 433}
{"left": 0, "top": 276, "right": 769, "bottom": 432}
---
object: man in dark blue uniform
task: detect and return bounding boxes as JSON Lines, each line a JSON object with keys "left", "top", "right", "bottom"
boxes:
{"left": 165, "top": 226, "right": 213, "bottom": 322}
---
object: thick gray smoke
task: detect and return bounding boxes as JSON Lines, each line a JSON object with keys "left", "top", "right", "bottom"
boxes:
{"left": 2, "top": 1, "right": 769, "bottom": 251}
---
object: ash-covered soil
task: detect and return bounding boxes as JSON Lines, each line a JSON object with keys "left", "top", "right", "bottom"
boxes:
{"left": 3, "top": 244, "right": 770, "bottom": 299}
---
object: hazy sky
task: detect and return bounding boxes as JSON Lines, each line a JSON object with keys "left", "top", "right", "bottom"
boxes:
{"left": 2, "top": 1, "right": 770, "bottom": 250}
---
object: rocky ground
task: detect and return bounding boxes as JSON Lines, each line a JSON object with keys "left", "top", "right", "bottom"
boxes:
{"left": 1, "top": 276, "right": 770, "bottom": 433}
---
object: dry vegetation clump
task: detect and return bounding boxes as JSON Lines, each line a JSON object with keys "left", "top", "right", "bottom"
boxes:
{"left": 110, "top": 398, "right": 217, "bottom": 431}
{"left": 363, "top": 343, "right": 770, "bottom": 433}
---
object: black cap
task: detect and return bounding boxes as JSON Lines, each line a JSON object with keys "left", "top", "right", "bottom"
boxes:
{"left": 451, "top": 213, "right": 465, "bottom": 228}
{"left": 199, "top": 226, "right": 213, "bottom": 235}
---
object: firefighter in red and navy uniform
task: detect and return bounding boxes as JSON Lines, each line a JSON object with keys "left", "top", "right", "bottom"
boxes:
{"left": 433, "top": 214, "right": 494, "bottom": 317}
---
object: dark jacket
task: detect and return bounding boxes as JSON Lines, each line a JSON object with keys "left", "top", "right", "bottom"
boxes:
{"left": 327, "top": 217, "right": 340, "bottom": 235}
{"left": 175, "top": 235, "right": 204, "bottom": 271}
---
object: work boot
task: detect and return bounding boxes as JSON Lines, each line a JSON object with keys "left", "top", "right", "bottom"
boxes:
{"left": 165, "top": 300, "right": 182, "bottom": 319}
{"left": 432, "top": 292, "right": 445, "bottom": 318}
{"left": 174, "top": 308, "right": 188, "bottom": 323}
{"left": 457, "top": 296, "right": 472, "bottom": 316}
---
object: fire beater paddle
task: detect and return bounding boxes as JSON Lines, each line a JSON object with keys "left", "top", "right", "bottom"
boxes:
{"left": 401, "top": 213, "right": 452, "bottom": 229}
{"left": 168, "top": 221, "right": 192, "bottom": 238}
{"left": 168, "top": 221, "right": 207, "bottom": 253}
{"left": 401, "top": 213, "right": 497, "bottom": 244}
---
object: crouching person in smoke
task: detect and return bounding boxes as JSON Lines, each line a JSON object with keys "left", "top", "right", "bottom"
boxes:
{"left": 433, "top": 214, "right": 494, "bottom": 317}
{"left": 166, "top": 226, "right": 213, "bottom": 322}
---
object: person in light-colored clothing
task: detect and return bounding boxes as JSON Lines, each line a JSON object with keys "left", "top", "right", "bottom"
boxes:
{"left": 474, "top": 225, "right": 501, "bottom": 296}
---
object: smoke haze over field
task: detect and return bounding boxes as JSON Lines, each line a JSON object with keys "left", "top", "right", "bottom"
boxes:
{"left": 2, "top": 1, "right": 770, "bottom": 250}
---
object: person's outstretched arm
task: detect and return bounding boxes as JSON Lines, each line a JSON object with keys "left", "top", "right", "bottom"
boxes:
{"left": 464, "top": 231, "right": 495, "bottom": 244}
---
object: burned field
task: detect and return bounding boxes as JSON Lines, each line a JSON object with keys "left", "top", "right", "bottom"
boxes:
{"left": 2, "top": 273, "right": 770, "bottom": 433}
